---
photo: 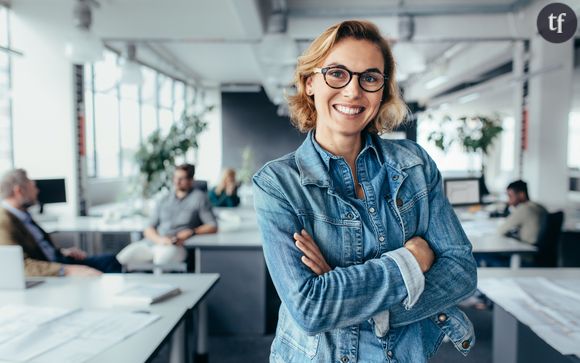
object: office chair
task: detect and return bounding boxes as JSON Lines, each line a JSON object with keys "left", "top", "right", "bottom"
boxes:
{"left": 192, "top": 180, "right": 208, "bottom": 192}
{"left": 533, "top": 211, "right": 564, "bottom": 267}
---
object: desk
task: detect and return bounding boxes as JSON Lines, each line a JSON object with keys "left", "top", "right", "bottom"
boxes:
{"left": 461, "top": 218, "right": 537, "bottom": 268}
{"left": 478, "top": 268, "right": 580, "bottom": 363}
{"left": 0, "top": 273, "right": 219, "bottom": 363}
{"left": 185, "top": 207, "right": 266, "bottom": 338}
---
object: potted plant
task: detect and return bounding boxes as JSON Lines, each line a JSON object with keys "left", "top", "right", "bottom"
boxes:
{"left": 427, "top": 114, "right": 503, "bottom": 194}
{"left": 134, "top": 105, "right": 213, "bottom": 198}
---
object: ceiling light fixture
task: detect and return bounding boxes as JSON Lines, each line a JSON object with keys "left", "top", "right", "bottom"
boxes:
{"left": 120, "top": 43, "right": 143, "bottom": 85}
{"left": 64, "top": 0, "right": 103, "bottom": 64}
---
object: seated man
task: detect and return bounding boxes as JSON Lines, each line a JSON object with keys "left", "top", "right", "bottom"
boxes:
{"left": 498, "top": 180, "right": 548, "bottom": 245}
{"left": 0, "top": 169, "right": 122, "bottom": 276}
{"left": 117, "top": 163, "right": 218, "bottom": 266}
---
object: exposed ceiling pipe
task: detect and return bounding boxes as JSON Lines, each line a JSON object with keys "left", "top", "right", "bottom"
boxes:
{"left": 289, "top": 1, "right": 533, "bottom": 17}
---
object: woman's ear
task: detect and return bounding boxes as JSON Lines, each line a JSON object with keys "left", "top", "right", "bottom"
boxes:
{"left": 305, "top": 76, "right": 314, "bottom": 96}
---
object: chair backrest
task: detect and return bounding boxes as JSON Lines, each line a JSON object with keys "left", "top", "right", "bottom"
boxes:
{"left": 534, "top": 211, "right": 564, "bottom": 267}
{"left": 192, "top": 180, "right": 208, "bottom": 192}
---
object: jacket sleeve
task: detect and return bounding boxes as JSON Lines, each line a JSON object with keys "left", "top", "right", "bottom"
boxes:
{"left": 389, "top": 148, "right": 478, "bottom": 327}
{"left": 23, "top": 257, "right": 62, "bottom": 276}
{"left": 0, "top": 218, "right": 62, "bottom": 277}
{"left": 253, "top": 171, "right": 412, "bottom": 335}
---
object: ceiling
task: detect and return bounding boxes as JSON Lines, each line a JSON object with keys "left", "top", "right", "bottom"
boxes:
{"left": 10, "top": 0, "right": 579, "bottom": 112}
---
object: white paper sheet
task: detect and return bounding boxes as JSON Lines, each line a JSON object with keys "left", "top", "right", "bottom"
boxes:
{"left": 0, "top": 306, "right": 160, "bottom": 362}
{"left": 479, "top": 277, "right": 580, "bottom": 357}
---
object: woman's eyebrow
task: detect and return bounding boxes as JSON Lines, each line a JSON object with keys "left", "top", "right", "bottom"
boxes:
{"left": 323, "top": 63, "right": 383, "bottom": 73}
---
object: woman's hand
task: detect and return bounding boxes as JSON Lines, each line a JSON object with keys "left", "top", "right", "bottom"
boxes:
{"left": 294, "top": 229, "right": 331, "bottom": 275}
{"left": 404, "top": 236, "right": 435, "bottom": 273}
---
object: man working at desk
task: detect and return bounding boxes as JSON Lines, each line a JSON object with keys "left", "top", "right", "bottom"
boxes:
{"left": 117, "top": 163, "right": 218, "bottom": 266}
{"left": 498, "top": 180, "right": 548, "bottom": 244}
{"left": 0, "top": 169, "right": 122, "bottom": 276}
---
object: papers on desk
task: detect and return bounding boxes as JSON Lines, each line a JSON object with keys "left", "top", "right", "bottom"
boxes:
{"left": 479, "top": 277, "right": 580, "bottom": 357}
{"left": 114, "top": 283, "right": 181, "bottom": 305}
{"left": 0, "top": 306, "right": 159, "bottom": 362}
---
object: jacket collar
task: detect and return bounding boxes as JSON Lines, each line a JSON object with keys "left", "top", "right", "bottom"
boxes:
{"left": 295, "top": 130, "right": 422, "bottom": 187}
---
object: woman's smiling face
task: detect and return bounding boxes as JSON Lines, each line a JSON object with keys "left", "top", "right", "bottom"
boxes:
{"left": 306, "top": 37, "right": 385, "bottom": 140}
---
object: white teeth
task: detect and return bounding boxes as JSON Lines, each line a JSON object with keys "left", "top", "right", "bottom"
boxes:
{"left": 335, "top": 105, "right": 363, "bottom": 115}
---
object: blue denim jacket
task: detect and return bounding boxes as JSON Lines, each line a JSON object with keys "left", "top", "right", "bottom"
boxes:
{"left": 253, "top": 131, "right": 477, "bottom": 362}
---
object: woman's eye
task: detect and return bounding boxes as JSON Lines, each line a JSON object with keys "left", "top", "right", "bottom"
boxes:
{"left": 362, "top": 73, "right": 379, "bottom": 83}
{"left": 328, "top": 69, "right": 347, "bottom": 79}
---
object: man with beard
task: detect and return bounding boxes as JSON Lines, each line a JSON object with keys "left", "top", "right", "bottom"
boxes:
{"left": 116, "top": 163, "right": 218, "bottom": 266}
{"left": 0, "top": 169, "right": 121, "bottom": 276}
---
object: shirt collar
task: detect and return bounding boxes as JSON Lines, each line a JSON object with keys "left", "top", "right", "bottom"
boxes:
{"left": 310, "top": 130, "right": 383, "bottom": 170}
{"left": 1, "top": 200, "right": 29, "bottom": 222}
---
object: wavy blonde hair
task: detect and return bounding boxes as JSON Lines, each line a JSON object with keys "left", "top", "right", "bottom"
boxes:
{"left": 287, "top": 20, "right": 408, "bottom": 134}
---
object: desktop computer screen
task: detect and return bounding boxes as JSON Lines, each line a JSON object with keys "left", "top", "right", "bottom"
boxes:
{"left": 444, "top": 177, "right": 481, "bottom": 206}
{"left": 34, "top": 178, "right": 66, "bottom": 213}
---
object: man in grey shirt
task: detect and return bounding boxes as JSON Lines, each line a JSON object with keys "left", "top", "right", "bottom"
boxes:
{"left": 117, "top": 164, "right": 218, "bottom": 265}
{"left": 497, "top": 180, "right": 548, "bottom": 245}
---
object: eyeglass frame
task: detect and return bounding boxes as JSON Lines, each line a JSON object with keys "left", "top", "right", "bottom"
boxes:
{"left": 312, "top": 65, "right": 388, "bottom": 93}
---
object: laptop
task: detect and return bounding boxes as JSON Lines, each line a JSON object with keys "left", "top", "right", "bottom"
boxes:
{"left": 0, "top": 245, "right": 44, "bottom": 289}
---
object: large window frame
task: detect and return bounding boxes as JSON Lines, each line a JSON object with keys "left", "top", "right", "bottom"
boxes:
{"left": 0, "top": 4, "right": 14, "bottom": 173}
{"left": 84, "top": 50, "right": 194, "bottom": 179}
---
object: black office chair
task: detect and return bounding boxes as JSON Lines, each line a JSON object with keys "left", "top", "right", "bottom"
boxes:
{"left": 533, "top": 211, "right": 564, "bottom": 267}
{"left": 192, "top": 180, "right": 208, "bottom": 192}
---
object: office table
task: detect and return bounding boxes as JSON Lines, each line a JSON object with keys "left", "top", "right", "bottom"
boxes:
{"left": 0, "top": 273, "right": 219, "bottom": 363}
{"left": 478, "top": 268, "right": 580, "bottom": 363}
{"left": 462, "top": 218, "right": 537, "bottom": 268}
{"left": 184, "top": 206, "right": 265, "bottom": 340}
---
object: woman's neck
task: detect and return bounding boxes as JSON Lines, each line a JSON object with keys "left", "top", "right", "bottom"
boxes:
{"left": 315, "top": 129, "right": 363, "bottom": 167}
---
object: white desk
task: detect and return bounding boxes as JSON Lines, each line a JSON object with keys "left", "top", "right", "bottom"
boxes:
{"left": 184, "top": 206, "right": 266, "bottom": 339}
{"left": 478, "top": 268, "right": 580, "bottom": 363}
{"left": 462, "top": 218, "right": 537, "bottom": 268}
{"left": 0, "top": 273, "right": 219, "bottom": 363}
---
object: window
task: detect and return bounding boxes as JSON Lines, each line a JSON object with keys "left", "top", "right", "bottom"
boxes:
{"left": 500, "top": 116, "right": 515, "bottom": 172}
{"left": 417, "top": 113, "right": 482, "bottom": 172}
{"left": 569, "top": 112, "right": 580, "bottom": 169}
{"left": 85, "top": 51, "right": 202, "bottom": 179}
{"left": 0, "top": 5, "right": 13, "bottom": 173}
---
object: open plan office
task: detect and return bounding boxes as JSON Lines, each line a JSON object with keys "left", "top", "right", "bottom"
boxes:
{"left": 0, "top": 0, "right": 579, "bottom": 362}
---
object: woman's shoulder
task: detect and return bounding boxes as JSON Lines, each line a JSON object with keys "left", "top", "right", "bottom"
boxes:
{"left": 373, "top": 136, "right": 432, "bottom": 168}
{"left": 254, "top": 152, "right": 299, "bottom": 178}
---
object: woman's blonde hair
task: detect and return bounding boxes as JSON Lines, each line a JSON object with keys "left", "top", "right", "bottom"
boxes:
{"left": 287, "top": 20, "right": 408, "bottom": 134}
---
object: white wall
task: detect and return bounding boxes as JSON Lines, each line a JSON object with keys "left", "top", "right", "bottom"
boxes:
{"left": 10, "top": 1, "right": 78, "bottom": 216}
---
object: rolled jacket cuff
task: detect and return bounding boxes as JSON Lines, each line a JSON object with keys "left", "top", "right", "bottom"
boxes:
{"left": 384, "top": 247, "right": 425, "bottom": 310}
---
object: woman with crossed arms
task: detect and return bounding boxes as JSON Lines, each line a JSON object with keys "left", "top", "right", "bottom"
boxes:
{"left": 253, "top": 20, "right": 477, "bottom": 363}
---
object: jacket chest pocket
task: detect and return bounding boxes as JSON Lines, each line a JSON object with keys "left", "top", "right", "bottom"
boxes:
{"left": 393, "top": 188, "right": 428, "bottom": 240}
{"left": 297, "top": 210, "right": 361, "bottom": 267}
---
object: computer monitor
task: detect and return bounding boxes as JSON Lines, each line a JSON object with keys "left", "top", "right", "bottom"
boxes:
{"left": 34, "top": 178, "right": 66, "bottom": 213}
{"left": 444, "top": 177, "right": 481, "bottom": 206}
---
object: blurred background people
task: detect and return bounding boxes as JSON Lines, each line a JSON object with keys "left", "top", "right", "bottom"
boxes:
{"left": 209, "top": 168, "right": 240, "bottom": 208}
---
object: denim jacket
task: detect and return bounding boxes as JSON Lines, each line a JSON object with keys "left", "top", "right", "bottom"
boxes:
{"left": 253, "top": 131, "right": 477, "bottom": 362}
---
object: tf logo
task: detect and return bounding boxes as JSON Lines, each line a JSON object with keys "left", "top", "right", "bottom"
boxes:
{"left": 537, "top": 3, "right": 577, "bottom": 43}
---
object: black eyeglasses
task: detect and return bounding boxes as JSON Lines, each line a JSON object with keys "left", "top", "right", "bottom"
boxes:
{"left": 313, "top": 65, "right": 387, "bottom": 93}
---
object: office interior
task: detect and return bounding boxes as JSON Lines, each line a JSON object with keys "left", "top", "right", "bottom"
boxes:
{"left": 0, "top": 0, "right": 579, "bottom": 362}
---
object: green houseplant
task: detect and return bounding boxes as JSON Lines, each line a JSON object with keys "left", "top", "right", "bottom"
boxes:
{"left": 134, "top": 105, "right": 213, "bottom": 198}
{"left": 427, "top": 114, "right": 503, "bottom": 193}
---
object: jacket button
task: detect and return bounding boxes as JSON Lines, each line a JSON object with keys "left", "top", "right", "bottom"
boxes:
{"left": 437, "top": 313, "right": 447, "bottom": 322}
{"left": 346, "top": 212, "right": 354, "bottom": 219}
{"left": 369, "top": 207, "right": 376, "bottom": 213}
{"left": 392, "top": 175, "right": 399, "bottom": 181}
{"left": 340, "top": 356, "right": 349, "bottom": 363}
{"left": 396, "top": 198, "right": 403, "bottom": 207}
{"left": 462, "top": 340, "right": 470, "bottom": 349}
{"left": 387, "top": 350, "right": 393, "bottom": 358}
{"left": 378, "top": 236, "right": 385, "bottom": 242}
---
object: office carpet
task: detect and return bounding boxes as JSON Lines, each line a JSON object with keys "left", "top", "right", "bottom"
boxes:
{"left": 203, "top": 306, "right": 493, "bottom": 363}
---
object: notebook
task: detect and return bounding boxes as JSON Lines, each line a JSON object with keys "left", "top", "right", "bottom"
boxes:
{"left": 114, "top": 283, "right": 181, "bottom": 305}
{"left": 0, "top": 245, "right": 44, "bottom": 289}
